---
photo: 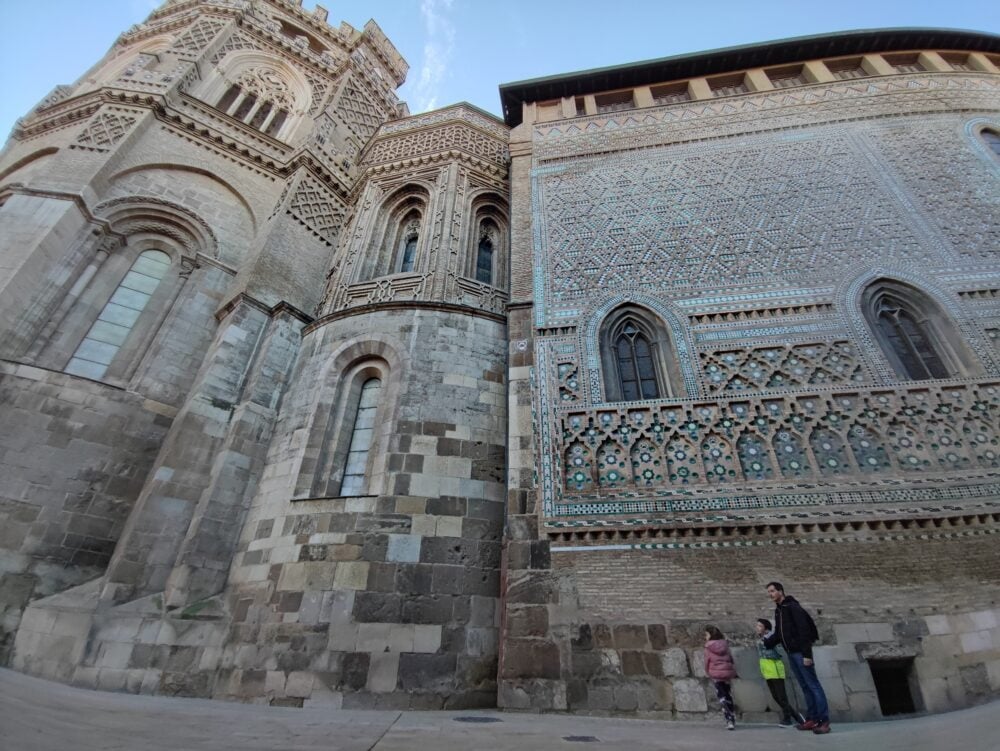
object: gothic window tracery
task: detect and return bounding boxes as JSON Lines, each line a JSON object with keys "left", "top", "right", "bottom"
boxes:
{"left": 614, "top": 320, "right": 659, "bottom": 400}
{"left": 599, "top": 305, "right": 678, "bottom": 402}
{"left": 861, "top": 281, "right": 968, "bottom": 381}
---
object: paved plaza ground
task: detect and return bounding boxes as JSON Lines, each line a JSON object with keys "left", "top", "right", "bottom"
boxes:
{"left": 1, "top": 668, "right": 996, "bottom": 751}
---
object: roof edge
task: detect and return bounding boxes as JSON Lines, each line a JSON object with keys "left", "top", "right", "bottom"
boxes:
{"left": 498, "top": 27, "right": 1000, "bottom": 126}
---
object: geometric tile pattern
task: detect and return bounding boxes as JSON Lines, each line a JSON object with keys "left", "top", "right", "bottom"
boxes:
{"left": 699, "top": 340, "right": 867, "bottom": 393}
{"left": 535, "top": 130, "right": 931, "bottom": 309}
{"left": 557, "top": 378, "right": 1000, "bottom": 503}
{"left": 877, "top": 119, "right": 1000, "bottom": 262}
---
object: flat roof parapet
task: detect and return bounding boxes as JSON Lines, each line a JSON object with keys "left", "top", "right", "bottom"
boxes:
{"left": 498, "top": 27, "right": 1000, "bottom": 126}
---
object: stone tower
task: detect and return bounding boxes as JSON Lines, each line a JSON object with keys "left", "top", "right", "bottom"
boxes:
{"left": 2, "top": 0, "right": 510, "bottom": 707}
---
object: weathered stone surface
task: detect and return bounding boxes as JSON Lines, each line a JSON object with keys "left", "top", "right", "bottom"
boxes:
{"left": 673, "top": 678, "right": 709, "bottom": 713}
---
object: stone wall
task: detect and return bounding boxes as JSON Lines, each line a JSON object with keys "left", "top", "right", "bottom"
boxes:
{"left": 215, "top": 306, "right": 508, "bottom": 708}
{"left": 499, "top": 531, "right": 1000, "bottom": 718}
{"left": 502, "top": 64, "right": 1000, "bottom": 721}
{"left": 0, "top": 362, "right": 173, "bottom": 663}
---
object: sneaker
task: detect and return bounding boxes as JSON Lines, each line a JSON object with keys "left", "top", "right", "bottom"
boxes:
{"left": 778, "top": 718, "right": 794, "bottom": 727}
{"left": 726, "top": 720, "right": 735, "bottom": 731}
{"left": 812, "top": 721, "right": 832, "bottom": 735}
{"left": 796, "top": 719, "right": 818, "bottom": 731}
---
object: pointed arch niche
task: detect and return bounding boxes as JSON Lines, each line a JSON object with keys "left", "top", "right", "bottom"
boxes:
{"left": 599, "top": 305, "right": 682, "bottom": 401}
{"left": 466, "top": 194, "right": 508, "bottom": 289}
{"left": 860, "top": 279, "right": 978, "bottom": 381}
{"left": 359, "top": 184, "right": 430, "bottom": 281}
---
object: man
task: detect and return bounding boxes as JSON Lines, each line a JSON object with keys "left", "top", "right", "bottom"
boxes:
{"left": 762, "top": 581, "right": 831, "bottom": 734}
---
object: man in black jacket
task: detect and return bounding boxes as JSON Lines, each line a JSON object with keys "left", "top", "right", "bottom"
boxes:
{"left": 762, "top": 581, "right": 831, "bottom": 734}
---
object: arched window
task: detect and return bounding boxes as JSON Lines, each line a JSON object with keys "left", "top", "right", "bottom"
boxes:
{"left": 475, "top": 236, "right": 493, "bottom": 284}
{"left": 340, "top": 378, "right": 382, "bottom": 496}
{"left": 861, "top": 281, "right": 966, "bottom": 381}
{"left": 599, "top": 305, "right": 678, "bottom": 401}
{"left": 65, "top": 250, "right": 171, "bottom": 380}
{"left": 980, "top": 128, "right": 1000, "bottom": 159}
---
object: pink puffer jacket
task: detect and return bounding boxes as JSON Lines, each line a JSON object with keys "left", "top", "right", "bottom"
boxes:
{"left": 704, "top": 639, "right": 737, "bottom": 680}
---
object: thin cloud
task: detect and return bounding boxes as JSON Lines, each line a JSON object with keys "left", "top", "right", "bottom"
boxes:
{"left": 412, "top": 0, "right": 456, "bottom": 112}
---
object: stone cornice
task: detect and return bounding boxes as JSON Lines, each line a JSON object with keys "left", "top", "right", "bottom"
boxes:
{"left": 214, "top": 291, "right": 314, "bottom": 324}
{"left": 547, "top": 509, "right": 1000, "bottom": 551}
{"left": 304, "top": 299, "right": 507, "bottom": 336}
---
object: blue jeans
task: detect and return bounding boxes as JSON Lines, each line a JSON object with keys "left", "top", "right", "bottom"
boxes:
{"left": 788, "top": 652, "right": 829, "bottom": 723}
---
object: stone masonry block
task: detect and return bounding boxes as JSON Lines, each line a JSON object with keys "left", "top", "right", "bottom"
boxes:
{"left": 960, "top": 630, "right": 994, "bottom": 654}
{"left": 500, "top": 639, "right": 561, "bottom": 680}
{"left": 660, "top": 648, "right": 690, "bottom": 677}
{"left": 367, "top": 652, "right": 400, "bottom": 693}
{"left": 672, "top": 678, "right": 708, "bottom": 712}
{"left": 833, "top": 622, "right": 894, "bottom": 644}
{"left": 333, "top": 562, "right": 369, "bottom": 590}
{"left": 840, "top": 660, "right": 876, "bottom": 692}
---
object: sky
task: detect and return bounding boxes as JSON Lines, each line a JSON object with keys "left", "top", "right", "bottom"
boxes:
{"left": 1, "top": 0, "right": 998, "bottom": 137}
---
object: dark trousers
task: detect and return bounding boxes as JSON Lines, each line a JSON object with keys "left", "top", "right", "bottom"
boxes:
{"left": 766, "top": 678, "right": 799, "bottom": 722}
{"left": 712, "top": 680, "right": 735, "bottom": 724}
{"left": 788, "top": 652, "right": 830, "bottom": 723}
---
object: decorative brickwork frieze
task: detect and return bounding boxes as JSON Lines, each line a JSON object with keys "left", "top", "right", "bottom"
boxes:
{"left": 337, "top": 80, "right": 386, "bottom": 143}
{"left": 209, "top": 29, "right": 259, "bottom": 63}
{"left": 557, "top": 360, "right": 582, "bottom": 403}
{"left": 875, "top": 120, "right": 1000, "bottom": 262}
{"left": 288, "top": 172, "right": 345, "bottom": 245}
{"left": 690, "top": 303, "right": 834, "bottom": 325}
{"left": 304, "top": 72, "right": 331, "bottom": 116}
{"left": 532, "top": 129, "right": 937, "bottom": 328}
{"left": 172, "top": 17, "right": 228, "bottom": 58}
{"left": 531, "top": 75, "right": 1000, "bottom": 160}
{"left": 699, "top": 341, "right": 867, "bottom": 393}
{"left": 551, "top": 378, "right": 999, "bottom": 515}
{"left": 380, "top": 106, "right": 508, "bottom": 140}
{"left": 365, "top": 123, "right": 509, "bottom": 168}
{"left": 70, "top": 109, "right": 140, "bottom": 151}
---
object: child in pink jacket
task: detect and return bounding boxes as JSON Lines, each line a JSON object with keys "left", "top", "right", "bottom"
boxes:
{"left": 704, "top": 625, "right": 737, "bottom": 730}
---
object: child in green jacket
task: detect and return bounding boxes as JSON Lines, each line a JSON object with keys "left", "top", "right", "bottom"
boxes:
{"left": 756, "top": 618, "right": 803, "bottom": 727}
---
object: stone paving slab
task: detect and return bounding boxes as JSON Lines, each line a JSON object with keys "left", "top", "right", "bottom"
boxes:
{"left": 2, "top": 668, "right": 998, "bottom": 751}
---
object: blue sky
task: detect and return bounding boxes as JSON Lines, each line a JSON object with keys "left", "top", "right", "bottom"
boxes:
{"left": 1, "top": 0, "right": 998, "bottom": 137}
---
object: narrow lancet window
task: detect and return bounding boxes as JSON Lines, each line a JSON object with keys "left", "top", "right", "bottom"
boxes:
{"left": 340, "top": 378, "right": 381, "bottom": 496}
{"left": 475, "top": 237, "right": 493, "bottom": 284}
{"left": 400, "top": 236, "right": 417, "bottom": 273}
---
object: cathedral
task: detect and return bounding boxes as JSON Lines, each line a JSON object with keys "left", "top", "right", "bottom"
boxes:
{"left": 1, "top": 0, "right": 999, "bottom": 722}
